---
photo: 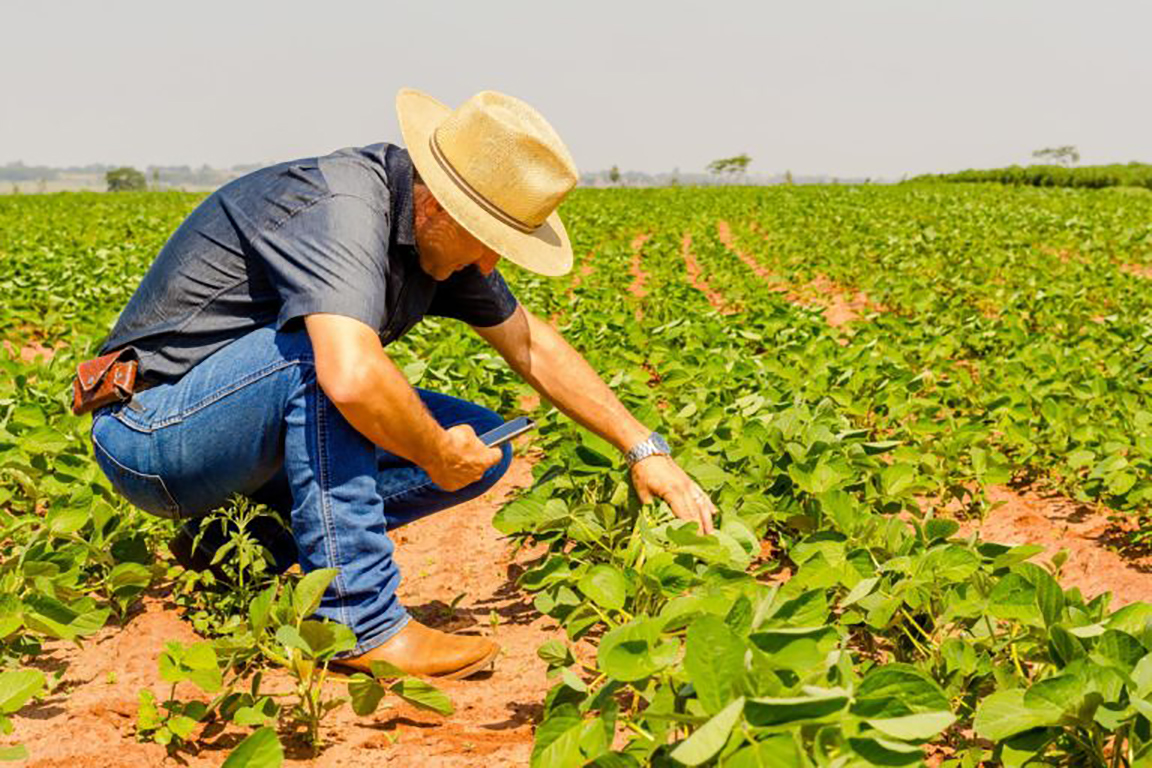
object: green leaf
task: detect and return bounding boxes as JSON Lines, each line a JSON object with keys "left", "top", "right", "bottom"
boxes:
{"left": 391, "top": 678, "right": 454, "bottom": 716}
{"left": 232, "top": 698, "right": 279, "bottom": 727}
{"left": 669, "top": 696, "right": 744, "bottom": 766}
{"left": 852, "top": 663, "right": 950, "bottom": 719}
{"left": 847, "top": 736, "right": 924, "bottom": 766}
{"left": 297, "top": 620, "right": 356, "bottom": 659}
{"left": 578, "top": 564, "right": 627, "bottom": 611}
{"left": 867, "top": 710, "right": 957, "bottom": 741}
{"left": 924, "top": 518, "right": 960, "bottom": 541}
{"left": 1093, "top": 629, "right": 1146, "bottom": 672}
{"left": 1024, "top": 675, "right": 1084, "bottom": 716}
{"left": 275, "top": 625, "right": 311, "bottom": 654}
{"left": 537, "top": 640, "right": 575, "bottom": 668}
{"left": 531, "top": 705, "right": 584, "bottom": 768}
{"left": 598, "top": 619, "right": 677, "bottom": 682}
{"left": 881, "top": 464, "right": 918, "bottom": 496}
{"left": 368, "top": 660, "right": 408, "bottom": 679}
{"left": 683, "top": 615, "right": 744, "bottom": 715}
{"left": 347, "top": 674, "right": 386, "bottom": 716}
{"left": 974, "top": 689, "right": 1062, "bottom": 741}
{"left": 107, "top": 561, "right": 151, "bottom": 597}
{"left": 221, "top": 726, "right": 284, "bottom": 768}
{"left": 0, "top": 745, "right": 29, "bottom": 761}
{"left": 47, "top": 506, "right": 89, "bottom": 536}
{"left": 841, "top": 576, "right": 879, "bottom": 608}
{"left": 989, "top": 573, "right": 1040, "bottom": 623}
{"left": 749, "top": 626, "right": 838, "bottom": 673}
{"left": 168, "top": 714, "right": 198, "bottom": 740}
{"left": 248, "top": 583, "right": 277, "bottom": 635}
{"left": 0, "top": 669, "right": 45, "bottom": 714}
{"left": 725, "top": 735, "right": 805, "bottom": 767}
{"left": 744, "top": 691, "right": 849, "bottom": 727}
{"left": 136, "top": 688, "right": 161, "bottom": 733}
{"left": 293, "top": 567, "right": 338, "bottom": 620}
{"left": 921, "top": 545, "right": 980, "bottom": 582}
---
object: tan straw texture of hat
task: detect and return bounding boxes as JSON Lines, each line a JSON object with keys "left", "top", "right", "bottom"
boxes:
{"left": 396, "top": 88, "right": 577, "bottom": 277}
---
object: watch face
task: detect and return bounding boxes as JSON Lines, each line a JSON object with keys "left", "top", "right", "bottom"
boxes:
{"left": 651, "top": 433, "right": 671, "bottom": 453}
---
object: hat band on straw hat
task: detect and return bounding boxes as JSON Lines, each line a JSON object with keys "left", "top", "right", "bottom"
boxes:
{"left": 428, "top": 134, "right": 537, "bottom": 235}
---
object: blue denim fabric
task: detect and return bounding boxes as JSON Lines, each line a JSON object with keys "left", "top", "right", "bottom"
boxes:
{"left": 90, "top": 325, "right": 512, "bottom": 656}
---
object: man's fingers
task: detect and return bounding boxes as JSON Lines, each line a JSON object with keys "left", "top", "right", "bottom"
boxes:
{"left": 667, "top": 485, "right": 714, "bottom": 535}
{"left": 486, "top": 446, "right": 504, "bottom": 468}
{"left": 691, "top": 484, "right": 716, "bottom": 534}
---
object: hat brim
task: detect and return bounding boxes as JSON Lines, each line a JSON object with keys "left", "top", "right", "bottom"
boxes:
{"left": 396, "top": 88, "right": 573, "bottom": 278}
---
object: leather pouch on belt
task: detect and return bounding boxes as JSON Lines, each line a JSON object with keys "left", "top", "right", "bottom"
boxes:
{"left": 72, "top": 350, "right": 138, "bottom": 416}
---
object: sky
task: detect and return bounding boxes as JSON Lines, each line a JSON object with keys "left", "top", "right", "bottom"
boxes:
{"left": 2, "top": 0, "right": 1149, "bottom": 179}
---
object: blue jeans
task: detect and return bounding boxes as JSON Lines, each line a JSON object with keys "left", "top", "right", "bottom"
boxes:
{"left": 90, "top": 326, "right": 512, "bottom": 655}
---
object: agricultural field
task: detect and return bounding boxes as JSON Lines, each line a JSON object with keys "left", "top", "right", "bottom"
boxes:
{"left": 2, "top": 183, "right": 1152, "bottom": 767}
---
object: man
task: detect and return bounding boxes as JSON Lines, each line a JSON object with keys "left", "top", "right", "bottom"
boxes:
{"left": 87, "top": 89, "right": 717, "bottom": 680}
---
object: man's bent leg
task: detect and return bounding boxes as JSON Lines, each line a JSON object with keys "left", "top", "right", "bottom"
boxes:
{"left": 375, "top": 389, "right": 514, "bottom": 530}
{"left": 281, "top": 363, "right": 410, "bottom": 655}
{"left": 91, "top": 327, "right": 409, "bottom": 653}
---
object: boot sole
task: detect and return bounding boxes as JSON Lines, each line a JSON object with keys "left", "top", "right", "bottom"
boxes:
{"left": 437, "top": 644, "right": 501, "bottom": 681}
{"left": 328, "top": 644, "right": 501, "bottom": 681}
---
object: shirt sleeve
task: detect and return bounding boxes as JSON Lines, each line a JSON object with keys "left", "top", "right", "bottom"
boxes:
{"left": 253, "top": 194, "right": 392, "bottom": 331}
{"left": 427, "top": 266, "right": 520, "bottom": 327}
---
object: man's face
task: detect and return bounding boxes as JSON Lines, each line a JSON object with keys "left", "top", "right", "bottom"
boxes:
{"left": 413, "top": 181, "right": 502, "bottom": 281}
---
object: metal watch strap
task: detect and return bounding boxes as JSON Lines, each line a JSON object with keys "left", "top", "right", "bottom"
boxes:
{"left": 624, "top": 432, "right": 671, "bottom": 467}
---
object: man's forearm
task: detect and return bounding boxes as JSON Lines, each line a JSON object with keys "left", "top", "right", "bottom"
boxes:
{"left": 305, "top": 313, "right": 447, "bottom": 470}
{"left": 322, "top": 351, "right": 449, "bottom": 468}
{"left": 504, "top": 310, "right": 650, "bottom": 453}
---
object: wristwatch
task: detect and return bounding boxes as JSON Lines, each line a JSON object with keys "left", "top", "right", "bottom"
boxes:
{"left": 624, "top": 432, "right": 671, "bottom": 468}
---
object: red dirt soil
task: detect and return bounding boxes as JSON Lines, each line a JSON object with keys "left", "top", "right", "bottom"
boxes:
{"left": 1121, "top": 263, "right": 1152, "bottom": 279}
{"left": 627, "top": 233, "right": 650, "bottom": 299}
{"left": 6, "top": 450, "right": 565, "bottom": 767}
{"left": 803, "top": 275, "right": 875, "bottom": 329}
{"left": 724, "top": 220, "right": 881, "bottom": 329}
{"left": 680, "top": 234, "right": 737, "bottom": 314}
{"left": 2, "top": 339, "right": 63, "bottom": 364}
{"left": 959, "top": 485, "right": 1152, "bottom": 609}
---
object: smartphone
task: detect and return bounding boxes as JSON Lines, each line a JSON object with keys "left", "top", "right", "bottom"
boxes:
{"left": 479, "top": 416, "right": 536, "bottom": 448}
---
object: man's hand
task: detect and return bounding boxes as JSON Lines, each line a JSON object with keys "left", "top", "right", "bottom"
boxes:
{"left": 630, "top": 456, "right": 717, "bottom": 535}
{"left": 425, "top": 424, "right": 503, "bottom": 492}
{"left": 305, "top": 313, "right": 502, "bottom": 490}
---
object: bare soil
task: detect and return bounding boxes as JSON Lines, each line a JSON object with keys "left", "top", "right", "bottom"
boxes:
{"left": 1, "top": 338, "right": 63, "bottom": 364}
{"left": 1121, "top": 263, "right": 1152, "bottom": 279}
{"left": 627, "top": 233, "right": 650, "bottom": 299}
{"left": 716, "top": 220, "right": 880, "bottom": 329}
{"left": 802, "top": 275, "right": 876, "bottom": 329}
{"left": 959, "top": 485, "right": 1152, "bottom": 608}
{"left": 7, "top": 450, "right": 564, "bottom": 767}
{"left": 680, "top": 234, "right": 737, "bottom": 314}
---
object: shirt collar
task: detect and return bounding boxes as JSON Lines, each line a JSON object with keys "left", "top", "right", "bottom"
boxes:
{"left": 385, "top": 144, "right": 417, "bottom": 248}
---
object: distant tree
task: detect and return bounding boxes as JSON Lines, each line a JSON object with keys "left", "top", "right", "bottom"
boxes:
{"left": 706, "top": 154, "right": 752, "bottom": 184}
{"left": 784, "top": 170, "right": 794, "bottom": 185}
{"left": 608, "top": 165, "right": 621, "bottom": 186}
{"left": 670, "top": 166, "right": 681, "bottom": 187}
{"left": 106, "top": 166, "right": 146, "bottom": 192}
{"left": 1032, "top": 145, "right": 1080, "bottom": 167}
{"left": 151, "top": 168, "right": 160, "bottom": 189}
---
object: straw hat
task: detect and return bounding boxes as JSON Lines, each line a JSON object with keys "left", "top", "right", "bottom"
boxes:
{"left": 396, "top": 88, "right": 577, "bottom": 277}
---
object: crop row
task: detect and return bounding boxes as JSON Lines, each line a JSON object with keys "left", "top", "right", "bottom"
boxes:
{"left": 2, "top": 185, "right": 1152, "bottom": 766}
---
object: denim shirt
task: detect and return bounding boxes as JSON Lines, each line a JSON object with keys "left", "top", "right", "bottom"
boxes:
{"left": 100, "top": 143, "right": 518, "bottom": 385}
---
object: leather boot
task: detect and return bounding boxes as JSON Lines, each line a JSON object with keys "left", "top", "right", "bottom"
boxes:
{"left": 337, "top": 619, "right": 500, "bottom": 680}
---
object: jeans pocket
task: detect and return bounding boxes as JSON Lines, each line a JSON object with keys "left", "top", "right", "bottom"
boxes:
{"left": 91, "top": 427, "right": 181, "bottom": 519}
